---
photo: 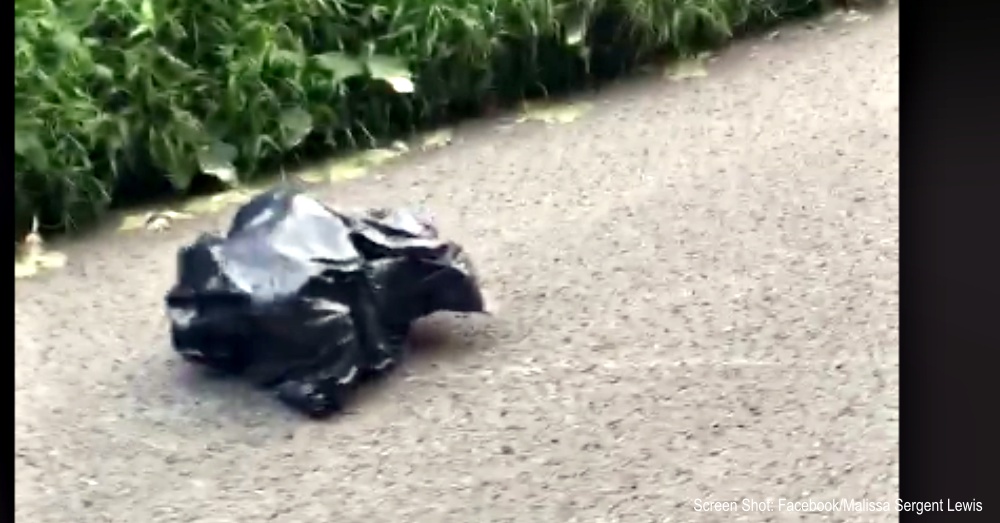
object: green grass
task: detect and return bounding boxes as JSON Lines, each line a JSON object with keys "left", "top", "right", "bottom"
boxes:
{"left": 14, "top": 0, "right": 825, "bottom": 238}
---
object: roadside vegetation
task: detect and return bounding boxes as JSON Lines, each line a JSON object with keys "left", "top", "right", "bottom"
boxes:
{"left": 15, "top": 0, "right": 832, "bottom": 241}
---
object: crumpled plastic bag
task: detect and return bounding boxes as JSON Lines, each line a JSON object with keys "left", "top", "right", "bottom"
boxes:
{"left": 165, "top": 187, "right": 487, "bottom": 417}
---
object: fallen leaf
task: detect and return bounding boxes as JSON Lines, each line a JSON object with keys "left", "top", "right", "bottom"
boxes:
{"left": 665, "top": 56, "right": 709, "bottom": 81}
{"left": 118, "top": 213, "right": 153, "bottom": 232}
{"left": 327, "top": 162, "right": 370, "bottom": 182}
{"left": 517, "top": 101, "right": 593, "bottom": 124}
{"left": 14, "top": 219, "right": 68, "bottom": 279}
{"left": 180, "top": 188, "right": 260, "bottom": 215}
{"left": 147, "top": 210, "right": 195, "bottom": 231}
{"left": 14, "top": 261, "right": 38, "bottom": 279}
{"left": 844, "top": 10, "right": 871, "bottom": 23}
{"left": 359, "top": 148, "right": 403, "bottom": 165}
{"left": 420, "top": 129, "right": 454, "bottom": 150}
{"left": 300, "top": 148, "right": 404, "bottom": 184}
{"left": 146, "top": 215, "right": 172, "bottom": 231}
{"left": 118, "top": 210, "right": 195, "bottom": 232}
{"left": 15, "top": 255, "right": 68, "bottom": 280}
{"left": 297, "top": 168, "right": 330, "bottom": 184}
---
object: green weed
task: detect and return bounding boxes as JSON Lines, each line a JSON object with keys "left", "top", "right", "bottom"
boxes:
{"left": 14, "top": 0, "right": 825, "bottom": 238}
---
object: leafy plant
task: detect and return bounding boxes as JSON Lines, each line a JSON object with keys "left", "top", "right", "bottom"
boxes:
{"left": 14, "top": 0, "right": 825, "bottom": 238}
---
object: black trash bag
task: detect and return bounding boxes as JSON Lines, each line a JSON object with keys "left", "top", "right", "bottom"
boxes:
{"left": 165, "top": 187, "right": 487, "bottom": 417}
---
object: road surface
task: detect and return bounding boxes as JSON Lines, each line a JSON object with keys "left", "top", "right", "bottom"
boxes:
{"left": 16, "top": 7, "right": 899, "bottom": 523}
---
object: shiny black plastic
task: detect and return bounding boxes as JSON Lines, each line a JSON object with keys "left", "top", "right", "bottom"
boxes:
{"left": 165, "top": 187, "right": 486, "bottom": 417}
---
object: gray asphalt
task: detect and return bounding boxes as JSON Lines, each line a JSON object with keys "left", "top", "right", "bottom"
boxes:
{"left": 15, "top": 7, "right": 899, "bottom": 523}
